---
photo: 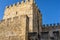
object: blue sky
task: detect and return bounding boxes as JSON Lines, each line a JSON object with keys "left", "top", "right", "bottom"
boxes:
{"left": 0, "top": 0, "right": 60, "bottom": 24}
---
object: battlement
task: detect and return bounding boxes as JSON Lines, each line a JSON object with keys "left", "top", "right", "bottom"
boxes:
{"left": 42, "top": 23, "right": 60, "bottom": 32}
{"left": 6, "top": 0, "right": 35, "bottom": 8}
{"left": 42, "top": 23, "right": 60, "bottom": 27}
{"left": 6, "top": 2, "right": 21, "bottom": 8}
{"left": 0, "top": 15, "right": 29, "bottom": 26}
{"left": 0, "top": 16, "right": 20, "bottom": 27}
{"left": 4, "top": 0, "right": 36, "bottom": 19}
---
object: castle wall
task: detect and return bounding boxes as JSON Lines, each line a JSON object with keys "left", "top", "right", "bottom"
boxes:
{"left": 0, "top": 15, "right": 29, "bottom": 40}
{"left": 3, "top": 0, "right": 42, "bottom": 37}
{"left": 1, "top": 0, "right": 60, "bottom": 40}
{"left": 33, "top": 3, "right": 42, "bottom": 33}
{"left": 3, "top": 1, "right": 34, "bottom": 33}
{"left": 40, "top": 31, "right": 60, "bottom": 40}
{"left": 42, "top": 23, "right": 60, "bottom": 32}
{"left": 3, "top": 2, "right": 33, "bottom": 19}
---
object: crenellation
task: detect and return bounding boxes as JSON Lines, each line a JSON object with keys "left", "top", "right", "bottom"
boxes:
{"left": 50, "top": 24, "right": 53, "bottom": 26}
{"left": 11, "top": 4, "right": 13, "bottom": 7}
{"left": 10, "top": 4, "right": 15, "bottom": 8}
{"left": 6, "top": 6, "right": 9, "bottom": 8}
{"left": 15, "top": 3, "right": 17, "bottom": 6}
{"left": 6, "top": 0, "right": 34, "bottom": 8}
{"left": 53, "top": 23, "right": 56, "bottom": 26}
{"left": 21, "top": 0, "right": 26, "bottom": 4}
{"left": 5, "top": 0, "right": 35, "bottom": 9}
{"left": 6, "top": 4, "right": 16, "bottom": 8}
{"left": 6, "top": 3, "right": 17, "bottom": 9}
{"left": 42, "top": 23, "right": 60, "bottom": 31}
{"left": 19, "top": 2, "right": 21, "bottom": 4}
{"left": 57, "top": 23, "right": 60, "bottom": 26}
{"left": 17, "top": 2, "right": 20, "bottom": 5}
{"left": 0, "top": 16, "right": 21, "bottom": 28}
{"left": 46, "top": 24, "right": 49, "bottom": 27}
{"left": 4, "top": 0, "right": 35, "bottom": 19}
{"left": 42, "top": 25, "right": 46, "bottom": 27}
{"left": 9, "top": 5, "right": 12, "bottom": 8}
{"left": 42, "top": 23, "right": 60, "bottom": 28}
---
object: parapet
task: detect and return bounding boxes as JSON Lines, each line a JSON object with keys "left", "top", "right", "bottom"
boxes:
{"left": 42, "top": 23, "right": 60, "bottom": 32}
{"left": 2, "top": 15, "right": 28, "bottom": 24}
{"left": 5, "top": 0, "right": 35, "bottom": 9}
{"left": 6, "top": 3, "right": 18, "bottom": 8}
{"left": 0, "top": 16, "right": 20, "bottom": 27}
{"left": 42, "top": 23, "right": 60, "bottom": 27}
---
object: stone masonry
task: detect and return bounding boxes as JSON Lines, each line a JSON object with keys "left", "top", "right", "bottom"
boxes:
{"left": 0, "top": 15, "right": 29, "bottom": 40}
{"left": 3, "top": 0, "right": 42, "bottom": 33}
{"left": 0, "top": 0, "right": 42, "bottom": 40}
{"left": 0, "top": 0, "right": 60, "bottom": 40}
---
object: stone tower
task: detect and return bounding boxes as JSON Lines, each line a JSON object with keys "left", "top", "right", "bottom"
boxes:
{"left": 3, "top": 0, "right": 42, "bottom": 34}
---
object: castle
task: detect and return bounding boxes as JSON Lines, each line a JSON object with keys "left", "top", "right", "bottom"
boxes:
{"left": 0, "top": 0, "right": 60, "bottom": 40}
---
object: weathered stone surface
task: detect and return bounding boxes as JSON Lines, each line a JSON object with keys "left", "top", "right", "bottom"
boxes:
{"left": 0, "top": 15, "right": 29, "bottom": 40}
{"left": 0, "top": 0, "right": 60, "bottom": 40}
{"left": 0, "top": 0, "right": 42, "bottom": 40}
{"left": 3, "top": 0, "right": 42, "bottom": 33}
